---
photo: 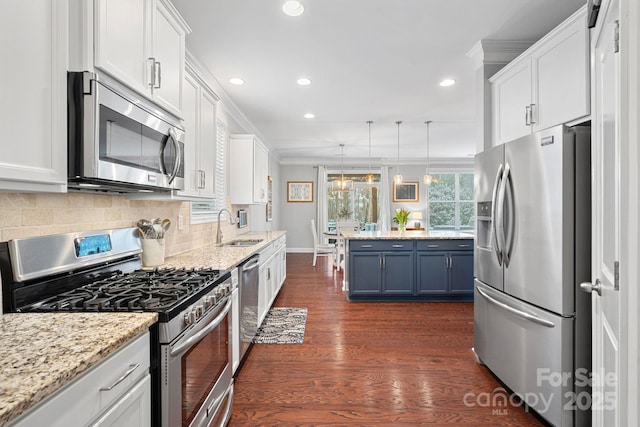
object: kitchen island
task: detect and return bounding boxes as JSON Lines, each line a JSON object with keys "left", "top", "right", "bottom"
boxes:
{"left": 0, "top": 312, "right": 157, "bottom": 426}
{"left": 341, "top": 230, "right": 474, "bottom": 301}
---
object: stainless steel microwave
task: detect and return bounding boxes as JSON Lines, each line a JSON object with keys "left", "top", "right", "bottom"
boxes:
{"left": 68, "top": 71, "right": 185, "bottom": 193}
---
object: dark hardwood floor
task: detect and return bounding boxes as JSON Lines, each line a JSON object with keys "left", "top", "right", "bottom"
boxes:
{"left": 230, "top": 253, "right": 547, "bottom": 426}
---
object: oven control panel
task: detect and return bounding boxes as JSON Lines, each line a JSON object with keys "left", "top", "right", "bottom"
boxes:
{"left": 183, "top": 282, "right": 232, "bottom": 327}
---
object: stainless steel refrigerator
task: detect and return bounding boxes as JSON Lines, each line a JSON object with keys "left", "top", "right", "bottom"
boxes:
{"left": 473, "top": 125, "right": 591, "bottom": 427}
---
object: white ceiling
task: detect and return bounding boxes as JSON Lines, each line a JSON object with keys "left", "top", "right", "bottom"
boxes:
{"left": 171, "top": 0, "right": 586, "bottom": 166}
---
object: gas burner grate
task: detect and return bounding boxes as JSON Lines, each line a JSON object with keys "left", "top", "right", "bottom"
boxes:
{"left": 24, "top": 267, "right": 223, "bottom": 313}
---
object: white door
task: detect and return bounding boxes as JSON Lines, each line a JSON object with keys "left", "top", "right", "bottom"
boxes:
{"left": 586, "top": 0, "right": 621, "bottom": 425}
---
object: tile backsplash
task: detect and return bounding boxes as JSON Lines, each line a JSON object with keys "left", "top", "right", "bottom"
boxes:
{"left": 0, "top": 192, "right": 241, "bottom": 256}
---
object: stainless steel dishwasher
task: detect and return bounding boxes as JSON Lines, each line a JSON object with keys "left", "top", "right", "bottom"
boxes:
{"left": 238, "top": 255, "right": 260, "bottom": 364}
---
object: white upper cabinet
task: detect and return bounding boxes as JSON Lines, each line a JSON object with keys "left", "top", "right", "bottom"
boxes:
{"left": 0, "top": 0, "right": 67, "bottom": 192}
{"left": 94, "top": 0, "right": 148, "bottom": 97}
{"left": 93, "top": 0, "right": 189, "bottom": 117}
{"left": 491, "top": 6, "right": 589, "bottom": 145}
{"left": 230, "top": 135, "right": 269, "bottom": 204}
{"left": 492, "top": 59, "right": 533, "bottom": 144}
{"left": 177, "top": 67, "right": 217, "bottom": 199}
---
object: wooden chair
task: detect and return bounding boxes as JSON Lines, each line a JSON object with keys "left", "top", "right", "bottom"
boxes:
{"left": 310, "top": 219, "right": 335, "bottom": 266}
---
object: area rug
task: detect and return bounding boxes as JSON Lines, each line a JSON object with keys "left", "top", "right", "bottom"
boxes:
{"left": 252, "top": 307, "right": 307, "bottom": 344}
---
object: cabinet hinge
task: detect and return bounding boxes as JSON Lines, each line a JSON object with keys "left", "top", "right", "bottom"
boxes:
{"left": 614, "top": 261, "right": 620, "bottom": 291}
{"left": 614, "top": 20, "right": 620, "bottom": 53}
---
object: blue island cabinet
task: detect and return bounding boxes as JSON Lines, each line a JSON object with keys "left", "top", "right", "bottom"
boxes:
{"left": 349, "top": 240, "right": 414, "bottom": 298}
{"left": 416, "top": 240, "right": 474, "bottom": 300}
{"left": 347, "top": 238, "right": 473, "bottom": 301}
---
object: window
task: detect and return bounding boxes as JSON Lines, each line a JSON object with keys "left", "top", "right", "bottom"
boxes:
{"left": 327, "top": 173, "right": 380, "bottom": 230}
{"left": 191, "top": 117, "right": 227, "bottom": 224}
{"left": 428, "top": 172, "right": 474, "bottom": 230}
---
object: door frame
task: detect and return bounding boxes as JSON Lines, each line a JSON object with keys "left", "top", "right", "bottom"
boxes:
{"left": 619, "top": 0, "right": 640, "bottom": 425}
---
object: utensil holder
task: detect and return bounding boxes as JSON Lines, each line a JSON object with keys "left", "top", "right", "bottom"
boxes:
{"left": 141, "top": 238, "right": 165, "bottom": 267}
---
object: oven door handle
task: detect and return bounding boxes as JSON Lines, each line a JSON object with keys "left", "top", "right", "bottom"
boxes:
{"left": 170, "top": 298, "right": 232, "bottom": 358}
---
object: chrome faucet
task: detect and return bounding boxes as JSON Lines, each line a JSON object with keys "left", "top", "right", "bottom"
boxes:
{"left": 216, "top": 208, "right": 236, "bottom": 244}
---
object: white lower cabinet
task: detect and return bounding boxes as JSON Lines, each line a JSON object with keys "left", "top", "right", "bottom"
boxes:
{"left": 230, "top": 269, "right": 240, "bottom": 375}
{"left": 90, "top": 375, "right": 151, "bottom": 427}
{"left": 9, "top": 332, "right": 151, "bottom": 427}
{"left": 257, "top": 236, "right": 287, "bottom": 328}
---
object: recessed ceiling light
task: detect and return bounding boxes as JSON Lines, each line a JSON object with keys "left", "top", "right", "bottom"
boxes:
{"left": 282, "top": 1, "right": 304, "bottom": 16}
{"left": 297, "top": 77, "right": 312, "bottom": 86}
{"left": 439, "top": 79, "right": 456, "bottom": 87}
{"left": 304, "top": 113, "right": 315, "bottom": 119}
{"left": 229, "top": 77, "right": 245, "bottom": 86}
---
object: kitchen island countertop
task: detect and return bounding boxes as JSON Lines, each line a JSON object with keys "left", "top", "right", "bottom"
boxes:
{"left": 341, "top": 230, "right": 474, "bottom": 240}
{"left": 163, "top": 230, "right": 287, "bottom": 270}
{"left": 0, "top": 312, "right": 157, "bottom": 427}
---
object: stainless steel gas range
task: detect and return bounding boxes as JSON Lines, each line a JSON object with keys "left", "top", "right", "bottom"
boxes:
{"left": 0, "top": 227, "right": 234, "bottom": 427}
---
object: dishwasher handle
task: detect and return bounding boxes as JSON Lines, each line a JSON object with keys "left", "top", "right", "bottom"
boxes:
{"left": 242, "top": 257, "right": 260, "bottom": 272}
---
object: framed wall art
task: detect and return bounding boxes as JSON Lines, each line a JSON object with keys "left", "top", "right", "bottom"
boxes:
{"left": 287, "top": 181, "right": 314, "bottom": 202}
{"left": 393, "top": 181, "right": 419, "bottom": 202}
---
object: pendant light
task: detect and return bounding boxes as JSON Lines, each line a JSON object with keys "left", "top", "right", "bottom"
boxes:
{"left": 394, "top": 121, "right": 403, "bottom": 184}
{"left": 331, "top": 144, "right": 353, "bottom": 192}
{"left": 423, "top": 121, "right": 433, "bottom": 185}
{"left": 365, "top": 121, "right": 374, "bottom": 184}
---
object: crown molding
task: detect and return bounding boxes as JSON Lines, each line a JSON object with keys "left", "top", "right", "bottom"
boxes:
{"left": 466, "top": 39, "right": 535, "bottom": 70}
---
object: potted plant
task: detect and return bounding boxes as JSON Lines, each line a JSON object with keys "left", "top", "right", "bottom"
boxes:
{"left": 393, "top": 208, "right": 410, "bottom": 233}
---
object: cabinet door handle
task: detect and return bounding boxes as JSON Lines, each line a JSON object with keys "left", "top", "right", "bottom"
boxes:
{"left": 155, "top": 60, "right": 162, "bottom": 89}
{"left": 148, "top": 57, "right": 156, "bottom": 88}
{"left": 198, "top": 170, "right": 206, "bottom": 189}
{"left": 392, "top": 244, "right": 404, "bottom": 248}
{"left": 427, "top": 244, "right": 439, "bottom": 248}
{"left": 525, "top": 105, "right": 531, "bottom": 126}
{"left": 457, "top": 244, "right": 471, "bottom": 248}
{"left": 379, "top": 256, "right": 383, "bottom": 269}
{"left": 529, "top": 103, "right": 536, "bottom": 124}
{"left": 100, "top": 363, "right": 140, "bottom": 391}
{"left": 361, "top": 244, "right": 373, "bottom": 248}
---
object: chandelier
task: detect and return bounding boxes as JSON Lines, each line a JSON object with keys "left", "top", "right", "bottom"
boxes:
{"left": 365, "top": 121, "right": 374, "bottom": 184}
{"left": 394, "top": 121, "right": 403, "bottom": 184}
{"left": 331, "top": 144, "right": 354, "bottom": 192}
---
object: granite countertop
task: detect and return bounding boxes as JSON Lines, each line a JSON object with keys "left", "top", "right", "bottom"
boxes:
{"left": 0, "top": 312, "right": 157, "bottom": 426}
{"left": 341, "top": 230, "right": 475, "bottom": 240}
{"left": 163, "top": 230, "right": 286, "bottom": 270}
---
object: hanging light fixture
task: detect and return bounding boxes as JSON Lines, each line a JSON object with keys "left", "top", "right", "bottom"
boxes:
{"left": 365, "top": 121, "right": 374, "bottom": 184}
{"left": 394, "top": 121, "right": 403, "bottom": 184}
{"left": 423, "top": 121, "right": 433, "bottom": 185}
{"left": 331, "top": 144, "right": 354, "bottom": 192}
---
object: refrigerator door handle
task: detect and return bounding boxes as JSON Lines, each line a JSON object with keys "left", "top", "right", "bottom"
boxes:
{"left": 502, "top": 164, "right": 514, "bottom": 267}
{"left": 491, "top": 164, "right": 504, "bottom": 266}
{"left": 477, "top": 287, "right": 555, "bottom": 328}
{"left": 496, "top": 163, "right": 510, "bottom": 267}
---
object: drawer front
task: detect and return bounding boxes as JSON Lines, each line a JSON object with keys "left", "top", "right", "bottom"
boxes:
{"left": 11, "top": 332, "right": 150, "bottom": 427}
{"left": 416, "top": 239, "right": 473, "bottom": 251}
{"left": 349, "top": 240, "right": 413, "bottom": 251}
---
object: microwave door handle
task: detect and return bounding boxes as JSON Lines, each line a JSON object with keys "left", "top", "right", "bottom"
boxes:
{"left": 170, "top": 298, "right": 232, "bottom": 358}
{"left": 491, "top": 164, "right": 504, "bottom": 266}
{"left": 167, "top": 129, "right": 181, "bottom": 184}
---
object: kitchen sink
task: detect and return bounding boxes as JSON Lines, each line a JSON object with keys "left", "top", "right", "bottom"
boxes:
{"left": 220, "top": 239, "right": 264, "bottom": 247}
